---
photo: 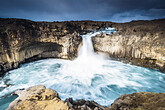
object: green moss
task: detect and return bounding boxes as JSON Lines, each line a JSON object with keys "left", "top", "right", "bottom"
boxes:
{"left": 68, "top": 53, "right": 78, "bottom": 60}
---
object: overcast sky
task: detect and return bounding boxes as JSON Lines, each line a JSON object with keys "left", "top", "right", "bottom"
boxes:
{"left": 0, "top": 0, "right": 165, "bottom": 22}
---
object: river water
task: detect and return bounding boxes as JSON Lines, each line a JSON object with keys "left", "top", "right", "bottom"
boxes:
{"left": 0, "top": 28, "right": 165, "bottom": 109}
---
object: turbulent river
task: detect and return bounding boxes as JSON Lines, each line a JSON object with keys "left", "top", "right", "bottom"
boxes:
{"left": 0, "top": 28, "right": 165, "bottom": 109}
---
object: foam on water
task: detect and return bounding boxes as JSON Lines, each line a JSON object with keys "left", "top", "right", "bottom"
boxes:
{"left": 0, "top": 28, "right": 165, "bottom": 109}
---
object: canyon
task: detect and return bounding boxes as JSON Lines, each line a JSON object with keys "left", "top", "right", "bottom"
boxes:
{"left": 93, "top": 19, "right": 165, "bottom": 72}
{"left": 0, "top": 18, "right": 165, "bottom": 110}
{"left": 1, "top": 18, "right": 165, "bottom": 76}
{"left": 0, "top": 18, "right": 112, "bottom": 76}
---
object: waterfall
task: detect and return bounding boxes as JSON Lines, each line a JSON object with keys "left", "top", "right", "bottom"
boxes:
{"left": 78, "top": 32, "right": 99, "bottom": 57}
{"left": 78, "top": 28, "right": 116, "bottom": 58}
{"left": 63, "top": 29, "right": 115, "bottom": 86}
{"left": 0, "top": 27, "right": 165, "bottom": 109}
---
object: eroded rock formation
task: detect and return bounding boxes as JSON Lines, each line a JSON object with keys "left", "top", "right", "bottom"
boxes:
{"left": 93, "top": 19, "right": 165, "bottom": 72}
{"left": 0, "top": 18, "right": 112, "bottom": 76}
{"left": 7, "top": 85, "right": 69, "bottom": 110}
{"left": 7, "top": 85, "right": 165, "bottom": 110}
{"left": 1, "top": 18, "right": 165, "bottom": 75}
{"left": 7, "top": 85, "right": 108, "bottom": 110}
{"left": 110, "top": 92, "right": 165, "bottom": 110}
{"left": 1, "top": 18, "right": 165, "bottom": 110}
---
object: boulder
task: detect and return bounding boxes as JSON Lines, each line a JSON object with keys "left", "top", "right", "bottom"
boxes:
{"left": 7, "top": 85, "right": 165, "bottom": 110}
{"left": 109, "top": 92, "right": 165, "bottom": 110}
{"left": 7, "top": 85, "right": 69, "bottom": 110}
{"left": 7, "top": 85, "right": 108, "bottom": 110}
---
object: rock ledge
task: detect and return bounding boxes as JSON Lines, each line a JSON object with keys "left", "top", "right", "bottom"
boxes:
{"left": 7, "top": 85, "right": 165, "bottom": 110}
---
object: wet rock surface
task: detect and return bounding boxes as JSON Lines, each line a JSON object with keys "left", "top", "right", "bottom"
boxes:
{"left": 1, "top": 18, "right": 165, "bottom": 75}
{"left": 109, "top": 92, "right": 165, "bottom": 110}
{"left": 0, "top": 18, "right": 112, "bottom": 76}
{"left": 7, "top": 85, "right": 165, "bottom": 110}
{"left": 1, "top": 18, "right": 165, "bottom": 110}
{"left": 65, "top": 98, "right": 108, "bottom": 110}
{"left": 7, "top": 85, "right": 108, "bottom": 110}
{"left": 93, "top": 18, "right": 165, "bottom": 72}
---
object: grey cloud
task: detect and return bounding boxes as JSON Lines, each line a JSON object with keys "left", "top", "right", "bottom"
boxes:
{"left": 0, "top": 0, "right": 164, "bottom": 22}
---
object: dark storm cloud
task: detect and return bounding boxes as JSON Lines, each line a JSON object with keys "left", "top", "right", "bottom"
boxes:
{"left": 0, "top": 0, "right": 165, "bottom": 22}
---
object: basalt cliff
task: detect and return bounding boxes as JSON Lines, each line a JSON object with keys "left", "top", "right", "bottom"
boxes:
{"left": 93, "top": 19, "right": 165, "bottom": 72}
{"left": 0, "top": 18, "right": 112, "bottom": 76}
{"left": 1, "top": 18, "right": 165, "bottom": 76}
{"left": 1, "top": 18, "right": 165, "bottom": 110}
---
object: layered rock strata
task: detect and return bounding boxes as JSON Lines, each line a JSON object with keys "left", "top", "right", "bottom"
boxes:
{"left": 7, "top": 85, "right": 165, "bottom": 110}
{"left": 0, "top": 18, "right": 112, "bottom": 76}
{"left": 110, "top": 92, "right": 165, "bottom": 110}
{"left": 1, "top": 18, "right": 165, "bottom": 75}
{"left": 93, "top": 19, "right": 165, "bottom": 72}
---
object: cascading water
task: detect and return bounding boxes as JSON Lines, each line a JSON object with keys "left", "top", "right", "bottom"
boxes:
{"left": 0, "top": 28, "right": 165, "bottom": 109}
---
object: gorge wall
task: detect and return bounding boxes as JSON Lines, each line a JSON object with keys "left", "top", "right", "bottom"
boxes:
{"left": 1, "top": 18, "right": 165, "bottom": 110}
{"left": 0, "top": 18, "right": 165, "bottom": 76}
{"left": 0, "top": 18, "right": 112, "bottom": 76}
{"left": 93, "top": 19, "right": 165, "bottom": 72}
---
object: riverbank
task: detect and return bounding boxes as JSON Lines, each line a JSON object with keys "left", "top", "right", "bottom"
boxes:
{"left": 7, "top": 85, "right": 165, "bottom": 110}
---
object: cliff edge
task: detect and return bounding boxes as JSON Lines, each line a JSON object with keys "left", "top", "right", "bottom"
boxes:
{"left": 0, "top": 18, "right": 112, "bottom": 76}
{"left": 7, "top": 85, "right": 165, "bottom": 110}
{"left": 93, "top": 19, "right": 165, "bottom": 72}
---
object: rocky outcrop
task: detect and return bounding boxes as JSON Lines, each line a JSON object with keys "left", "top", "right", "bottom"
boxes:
{"left": 7, "top": 85, "right": 69, "bottom": 110}
{"left": 7, "top": 85, "right": 165, "bottom": 110}
{"left": 65, "top": 98, "right": 108, "bottom": 110}
{"left": 93, "top": 19, "right": 165, "bottom": 72}
{"left": 1, "top": 18, "right": 165, "bottom": 75}
{"left": 7, "top": 85, "right": 108, "bottom": 110}
{"left": 0, "top": 18, "right": 112, "bottom": 76}
{"left": 109, "top": 92, "right": 165, "bottom": 110}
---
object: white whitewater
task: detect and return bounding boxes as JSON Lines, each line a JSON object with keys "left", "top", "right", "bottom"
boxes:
{"left": 0, "top": 28, "right": 165, "bottom": 109}
{"left": 61, "top": 32, "right": 107, "bottom": 86}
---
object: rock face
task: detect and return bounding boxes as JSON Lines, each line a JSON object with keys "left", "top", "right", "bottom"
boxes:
{"left": 0, "top": 18, "right": 112, "bottom": 76}
{"left": 7, "top": 85, "right": 108, "bottom": 110}
{"left": 1, "top": 18, "right": 165, "bottom": 75}
{"left": 109, "top": 92, "right": 165, "bottom": 110}
{"left": 65, "top": 98, "right": 108, "bottom": 110}
{"left": 93, "top": 19, "right": 165, "bottom": 72}
{"left": 7, "top": 85, "right": 69, "bottom": 110}
{"left": 7, "top": 85, "right": 165, "bottom": 110}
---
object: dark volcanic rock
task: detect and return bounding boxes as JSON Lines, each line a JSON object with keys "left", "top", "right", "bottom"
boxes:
{"left": 7, "top": 85, "right": 165, "bottom": 110}
{"left": 65, "top": 98, "right": 108, "bottom": 110}
{"left": 109, "top": 92, "right": 165, "bottom": 110}
{"left": 93, "top": 18, "right": 165, "bottom": 72}
{"left": 0, "top": 18, "right": 112, "bottom": 76}
{"left": 1, "top": 18, "right": 165, "bottom": 75}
